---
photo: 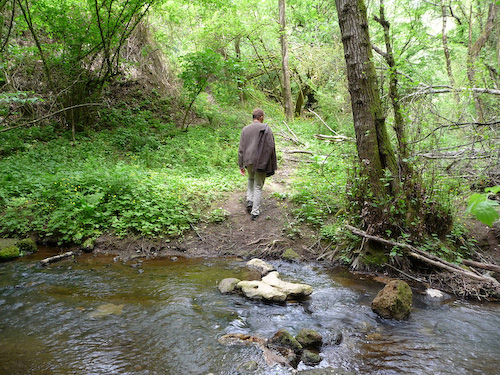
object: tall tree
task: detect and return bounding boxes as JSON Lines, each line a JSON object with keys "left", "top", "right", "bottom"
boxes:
{"left": 373, "top": 0, "right": 409, "bottom": 168}
{"left": 334, "top": 0, "right": 398, "bottom": 199}
{"left": 440, "top": 0, "right": 460, "bottom": 104}
{"left": 279, "top": 0, "right": 293, "bottom": 120}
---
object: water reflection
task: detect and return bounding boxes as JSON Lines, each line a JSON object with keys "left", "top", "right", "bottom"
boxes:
{"left": 0, "top": 250, "right": 499, "bottom": 375}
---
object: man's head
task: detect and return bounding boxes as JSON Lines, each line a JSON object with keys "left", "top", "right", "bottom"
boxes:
{"left": 252, "top": 108, "right": 264, "bottom": 122}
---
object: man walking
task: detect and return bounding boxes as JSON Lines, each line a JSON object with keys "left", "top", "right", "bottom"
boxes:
{"left": 238, "top": 108, "right": 277, "bottom": 220}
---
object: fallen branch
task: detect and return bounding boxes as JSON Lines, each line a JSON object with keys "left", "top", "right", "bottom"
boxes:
{"left": 462, "top": 259, "right": 500, "bottom": 274}
{"left": 345, "top": 225, "right": 499, "bottom": 286}
{"left": 277, "top": 130, "right": 302, "bottom": 145}
{"left": 283, "top": 156, "right": 314, "bottom": 163}
{"left": 403, "top": 85, "right": 500, "bottom": 100}
{"left": 307, "top": 108, "right": 339, "bottom": 135}
{"left": 39, "top": 250, "right": 80, "bottom": 266}
{"left": 284, "top": 149, "right": 314, "bottom": 155}
{"left": 282, "top": 120, "right": 302, "bottom": 145}
{"left": 314, "top": 134, "right": 354, "bottom": 143}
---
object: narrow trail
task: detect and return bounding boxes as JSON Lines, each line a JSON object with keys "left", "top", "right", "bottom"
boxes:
{"left": 178, "top": 158, "right": 317, "bottom": 259}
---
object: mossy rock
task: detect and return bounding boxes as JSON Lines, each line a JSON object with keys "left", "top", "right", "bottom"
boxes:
{"left": 296, "top": 328, "right": 323, "bottom": 350}
{"left": 267, "top": 329, "right": 303, "bottom": 353}
{"left": 282, "top": 248, "right": 300, "bottom": 262}
{"left": 16, "top": 238, "right": 37, "bottom": 253}
{"left": 371, "top": 279, "right": 413, "bottom": 320}
{"left": 0, "top": 245, "right": 20, "bottom": 261}
{"left": 301, "top": 349, "right": 322, "bottom": 366}
{"left": 81, "top": 237, "right": 96, "bottom": 253}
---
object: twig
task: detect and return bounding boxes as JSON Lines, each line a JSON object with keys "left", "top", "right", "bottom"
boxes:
{"left": 384, "top": 263, "right": 425, "bottom": 284}
{"left": 247, "top": 237, "right": 272, "bottom": 246}
{"left": 190, "top": 223, "right": 204, "bottom": 241}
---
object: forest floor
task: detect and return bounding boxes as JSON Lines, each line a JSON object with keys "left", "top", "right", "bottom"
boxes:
{"left": 93, "top": 158, "right": 321, "bottom": 261}
{"left": 92, "top": 157, "right": 500, "bottom": 269}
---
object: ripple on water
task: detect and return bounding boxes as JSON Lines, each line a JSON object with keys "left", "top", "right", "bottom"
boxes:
{"left": 1, "top": 257, "right": 500, "bottom": 375}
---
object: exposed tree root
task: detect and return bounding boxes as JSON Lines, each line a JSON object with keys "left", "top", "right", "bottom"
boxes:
{"left": 345, "top": 224, "right": 500, "bottom": 299}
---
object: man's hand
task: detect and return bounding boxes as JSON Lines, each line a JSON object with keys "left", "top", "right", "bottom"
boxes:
{"left": 239, "top": 168, "right": 246, "bottom": 176}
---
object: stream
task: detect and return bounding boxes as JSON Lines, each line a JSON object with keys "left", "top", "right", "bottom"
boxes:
{"left": 1, "top": 247, "right": 499, "bottom": 375}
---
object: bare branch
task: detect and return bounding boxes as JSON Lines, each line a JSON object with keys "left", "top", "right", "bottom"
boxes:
{"left": 1, "top": 103, "right": 106, "bottom": 132}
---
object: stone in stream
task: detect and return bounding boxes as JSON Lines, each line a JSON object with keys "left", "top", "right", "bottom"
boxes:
{"left": 236, "top": 280, "right": 288, "bottom": 302}
{"left": 371, "top": 279, "right": 413, "bottom": 320}
{"left": 246, "top": 258, "right": 276, "bottom": 276}
{"left": 261, "top": 271, "right": 313, "bottom": 297}
{"left": 295, "top": 328, "right": 323, "bottom": 350}
{"left": 88, "top": 303, "right": 125, "bottom": 318}
{"left": 266, "top": 329, "right": 303, "bottom": 368}
{"left": 217, "top": 278, "right": 241, "bottom": 294}
{"left": 301, "top": 349, "right": 322, "bottom": 366}
{"left": 218, "top": 259, "right": 313, "bottom": 302}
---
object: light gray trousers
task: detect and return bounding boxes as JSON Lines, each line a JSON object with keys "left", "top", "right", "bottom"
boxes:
{"left": 246, "top": 164, "right": 266, "bottom": 216}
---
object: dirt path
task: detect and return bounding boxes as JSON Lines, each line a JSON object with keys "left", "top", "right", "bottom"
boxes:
{"left": 177, "top": 160, "right": 317, "bottom": 259}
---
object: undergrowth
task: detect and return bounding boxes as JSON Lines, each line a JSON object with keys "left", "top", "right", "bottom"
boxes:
{"left": 0, "top": 105, "right": 243, "bottom": 244}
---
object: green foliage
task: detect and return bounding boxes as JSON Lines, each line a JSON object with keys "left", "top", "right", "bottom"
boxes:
{"left": 466, "top": 186, "right": 500, "bottom": 227}
{"left": 0, "top": 104, "right": 243, "bottom": 244}
{"left": 205, "top": 208, "right": 230, "bottom": 223}
{"left": 180, "top": 49, "right": 224, "bottom": 100}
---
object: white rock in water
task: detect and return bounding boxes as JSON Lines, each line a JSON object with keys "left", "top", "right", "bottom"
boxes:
{"left": 237, "top": 280, "right": 287, "bottom": 302}
{"left": 261, "top": 271, "right": 313, "bottom": 297}
{"left": 246, "top": 258, "right": 276, "bottom": 276}
{"left": 426, "top": 288, "right": 444, "bottom": 299}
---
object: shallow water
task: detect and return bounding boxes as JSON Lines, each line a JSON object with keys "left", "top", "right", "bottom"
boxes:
{"left": 0, "top": 248, "right": 499, "bottom": 375}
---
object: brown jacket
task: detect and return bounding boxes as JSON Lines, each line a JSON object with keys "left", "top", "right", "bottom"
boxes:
{"left": 238, "top": 121, "right": 277, "bottom": 176}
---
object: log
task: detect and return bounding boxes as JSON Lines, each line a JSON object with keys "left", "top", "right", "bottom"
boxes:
{"left": 39, "top": 250, "right": 79, "bottom": 266}
{"left": 462, "top": 259, "right": 500, "bottom": 274}
{"left": 345, "top": 225, "right": 499, "bottom": 286}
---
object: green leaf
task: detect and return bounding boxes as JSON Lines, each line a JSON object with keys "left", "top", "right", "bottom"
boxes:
{"left": 466, "top": 193, "right": 500, "bottom": 227}
{"left": 485, "top": 186, "right": 500, "bottom": 195}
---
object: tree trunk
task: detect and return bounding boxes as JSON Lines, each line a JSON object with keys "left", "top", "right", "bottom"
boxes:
{"left": 17, "top": 0, "right": 52, "bottom": 88}
{"left": 235, "top": 37, "right": 245, "bottom": 102}
{"left": 373, "top": 0, "right": 409, "bottom": 172}
{"left": 441, "top": 0, "right": 460, "bottom": 104}
{"left": 279, "top": 0, "right": 293, "bottom": 120}
{"left": 467, "top": 3, "right": 499, "bottom": 122}
{"left": 334, "top": 0, "right": 398, "bottom": 197}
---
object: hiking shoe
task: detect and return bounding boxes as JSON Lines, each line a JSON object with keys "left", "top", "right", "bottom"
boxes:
{"left": 251, "top": 214, "right": 259, "bottom": 221}
{"left": 246, "top": 201, "right": 253, "bottom": 214}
